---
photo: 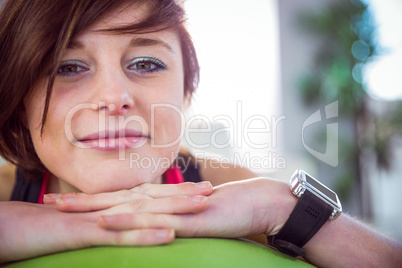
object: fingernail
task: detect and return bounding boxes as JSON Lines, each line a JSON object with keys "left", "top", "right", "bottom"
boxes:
{"left": 156, "top": 229, "right": 173, "bottom": 238}
{"left": 43, "top": 194, "right": 61, "bottom": 200}
{"left": 196, "top": 181, "right": 212, "bottom": 189}
{"left": 56, "top": 196, "right": 76, "bottom": 204}
{"left": 191, "top": 196, "right": 207, "bottom": 203}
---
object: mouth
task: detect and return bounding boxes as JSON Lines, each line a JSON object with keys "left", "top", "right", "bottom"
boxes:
{"left": 77, "top": 129, "right": 148, "bottom": 151}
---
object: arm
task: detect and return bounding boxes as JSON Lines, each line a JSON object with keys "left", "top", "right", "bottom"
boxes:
{"left": 197, "top": 157, "right": 257, "bottom": 186}
{"left": 0, "top": 182, "right": 213, "bottom": 263}
{"left": 184, "top": 178, "right": 402, "bottom": 267}
{"left": 178, "top": 147, "right": 256, "bottom": 186}
{"left": 97, "top": 177, "right": 402, "bottom": 267}
{"left": 200, "top": 164, "right": 402, "bottom": 266}
{"left": 304, "top": 212, "right": 402, "bottom": 267}
{"left": 206, "top": 179, "right": 402, "bottom": 267}
{"left": 0, "top": 163, "right": 16, "bottom": 201}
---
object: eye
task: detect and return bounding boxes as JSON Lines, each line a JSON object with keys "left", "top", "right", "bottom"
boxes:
{"left": 127, "top": 57, "right": 167, "bottom": 74}
{"left": 57, "top": 60, "right": 89, "bottom": 77}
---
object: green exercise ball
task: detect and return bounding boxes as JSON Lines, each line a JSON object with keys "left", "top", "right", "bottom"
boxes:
{"left": 5, "top": 238, "right": 313, "bottom": 268}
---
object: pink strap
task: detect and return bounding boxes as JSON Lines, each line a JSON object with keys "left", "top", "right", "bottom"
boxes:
{"left": 163, "top": 165, "right": 184, "bottom": 184}
{"left": 37, "top": 171, "right": 50, "bottom": 204}
{"left": 37, "top": 166, "right": 184, "bottom": 204}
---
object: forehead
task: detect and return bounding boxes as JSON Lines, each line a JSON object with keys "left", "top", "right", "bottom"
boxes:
{"left": 69, "top": 3, "right": 181, "bottom": 52}
{"left": 90, "top": 3, "right": 149, "bottom": 31}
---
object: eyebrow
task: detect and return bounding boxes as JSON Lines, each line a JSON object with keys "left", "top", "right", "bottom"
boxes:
{"left": 129, "top": 37, "right": 173, "bottom": 52}
{"left": 67, "top": 37, "right": 174, "bottom": 52}
{"left": 67, "top": 41, "right": 84, "bottom": 49}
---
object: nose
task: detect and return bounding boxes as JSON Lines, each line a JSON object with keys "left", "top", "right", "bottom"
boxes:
{"left": 91, "top": 67, "right": 134, "bottom": 115}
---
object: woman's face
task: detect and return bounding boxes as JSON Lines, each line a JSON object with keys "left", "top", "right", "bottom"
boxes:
{"left": 24, "top": 5, "right": 184, "bottom": 194}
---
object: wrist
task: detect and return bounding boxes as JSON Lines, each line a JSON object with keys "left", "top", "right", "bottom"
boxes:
{"left": 266, "top": 170, "right": 342, "bottom": 258}
{"left": 259, "top": 178, "right": 298, "bottom": 236}
{"left": 272, "top": 188, "right": 298, "bottom": 236}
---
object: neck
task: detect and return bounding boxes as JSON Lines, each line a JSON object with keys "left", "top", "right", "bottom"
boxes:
{"left": 47, "top": 173, "right": 80, "bottom": 194}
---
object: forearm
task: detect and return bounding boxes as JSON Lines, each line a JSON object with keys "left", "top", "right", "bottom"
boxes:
{"left": 0, "top": 201, "right": 94, "bottom": 263}
{"left": 0, "top": 183, "right": 212, "bottom": 263}
{"left": 303, "top": 214, "right": 402, "bottom": 267}
{"left": 0, "top": 202, "right": 64, "bottom": 263}
{"left": 236, "top": 177, "right": 402, "bottom": 267}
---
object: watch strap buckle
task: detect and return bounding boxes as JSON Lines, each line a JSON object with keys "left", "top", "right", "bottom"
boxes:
{"left": 267, "top": 236, "right": 305, "bottom": 258}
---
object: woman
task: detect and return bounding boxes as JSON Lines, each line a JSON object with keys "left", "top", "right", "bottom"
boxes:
{"left": 0, "top": 0, "right": 401, "bottom": 266}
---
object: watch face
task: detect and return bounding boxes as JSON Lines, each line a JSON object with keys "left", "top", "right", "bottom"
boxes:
{"left": 291, "top": 170, "right": 342, "bottom": 220}
{"left": 305, "top": 173, "right": 338, "bottom": 203}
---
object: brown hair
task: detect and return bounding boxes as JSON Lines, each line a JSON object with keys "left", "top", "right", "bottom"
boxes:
{"left": 0, "top": 0, "right": 199, "bottom": 178}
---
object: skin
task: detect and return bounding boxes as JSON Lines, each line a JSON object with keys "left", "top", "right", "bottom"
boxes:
{"left": 24, "top": 5, "right": 185, "bottom": 194}
{"left": 1, "top": 3, "right": 402, "bottom": 267}
{"left": 0, "top": 182, "right": 213, "bottom": 262}
{"left": 0, "top": 4, "right": 206, "bottom": 262}
{"left": 48, "top": 178, "right": 402, "bottom": 268}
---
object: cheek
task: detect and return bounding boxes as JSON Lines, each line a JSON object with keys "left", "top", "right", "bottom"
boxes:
{"left": 24, "top": 82, "right": 82, "bottom": 168}
{"left": 27, "top": 107, "right": 69, "bottom": 168}
{"left": 24, "top": 83, "right": 50, "bottom": 158}
{"left": 149, "top": 79, "right": 184, "bottom": 146}
{"left": 152, "top": 104, "right": 183, "bottom": 146}
{"left": 24, "top": 82, "right": 47, "bottom": 132}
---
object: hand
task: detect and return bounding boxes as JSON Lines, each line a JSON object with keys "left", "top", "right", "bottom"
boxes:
{"left": 0, "top": 182, "right": 212, "bottom": 263}
{"left": 97, "top": 178, "right": 297, "bottom": 239}
{"left": 44, "top": 181, "right": 213, "bottom": 213}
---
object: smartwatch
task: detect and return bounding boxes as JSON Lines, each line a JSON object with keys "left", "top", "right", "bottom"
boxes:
{"left": 267, "top": 170, "right": 342, "bottom": 258}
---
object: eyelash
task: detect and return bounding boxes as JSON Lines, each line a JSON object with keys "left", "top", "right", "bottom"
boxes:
{"left": 56, "top": 57, "right": 167, "bottom": 78}
{"left": 126, "top": 57, "right": 167, "bottom": 74}
{"left": 57, "top": 60, "right": 89, "bottom": 77}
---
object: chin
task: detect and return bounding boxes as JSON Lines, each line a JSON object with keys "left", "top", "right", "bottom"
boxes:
{"left": 73, "top": 168, "right": 159, "bottom": 194}
{"left": 77, "top": 180, "right": 136, "bottom": 194}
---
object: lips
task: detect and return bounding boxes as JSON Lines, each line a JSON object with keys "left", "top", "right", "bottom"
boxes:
{"left": 77, "top": 129, "right": 148, "bottom": 151}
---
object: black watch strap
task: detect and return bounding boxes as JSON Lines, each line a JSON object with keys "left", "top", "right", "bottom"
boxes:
{"left": 267, "top": 190, "right": 333, "bottom": 257}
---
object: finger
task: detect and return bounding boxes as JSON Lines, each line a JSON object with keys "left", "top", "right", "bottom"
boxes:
{"left": 46, "top": 181, "right": 213, "bottom": 212}
{"left": 52, "top": 191, "right": 151, "bottom": 212}
{"left": 131, "top": 181, "right": 213, "bottom": 198}
{"left": 107, "top": 195, "right": 208, "bottom": 215}
{"left": 91, "top": 228, "right": 175, "bottom": 246}
{"left": 43, "top": 194, "right": 61, "bottom": 204}
{"left": 98, "top": 213, "right": 203, "bottom": 238}
{"left": 98, "top": 213, "right": 182, "bottom": 231}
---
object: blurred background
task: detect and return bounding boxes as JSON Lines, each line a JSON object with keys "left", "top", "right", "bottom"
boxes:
{"left": 0, "top": 0, "right": 401, "bottom": 242}
{"left": 183, "top": 0, "right": 402, "bottom": 242}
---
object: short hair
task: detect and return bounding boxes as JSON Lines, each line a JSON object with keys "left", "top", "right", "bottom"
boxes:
{"left": 0, "top": 0, "right": 199, "bottom": 178}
